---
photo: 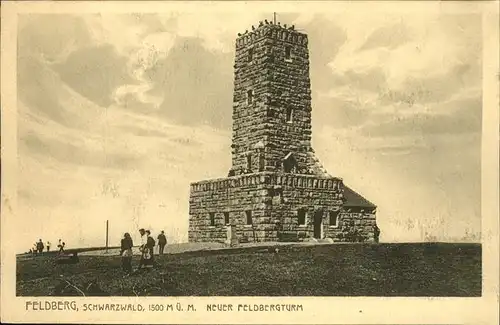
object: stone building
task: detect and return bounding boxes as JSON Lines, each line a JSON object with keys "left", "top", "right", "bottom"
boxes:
{"left": 188, "top": 20, "right": 379, "bottom": 244}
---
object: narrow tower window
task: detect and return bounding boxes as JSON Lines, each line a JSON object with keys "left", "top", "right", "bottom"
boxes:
{"left": 258, "top": 153, "right": 265, "bottom": 171}
{"left": 209, "top": 212, "right": 215, "bottom": 226}
{"left": 248, "top": 48, "right": 253, "bottom": 62}
{"left": 247, "top": 90, "right": 253, "bottom": 104}
{"left": 224, "top": 212, "right": 230, "bottom": 225}
{"left": 297, "top": 209, "right": 306, "bottom": 225}
{"left": 285, "top": 46, "right": 292, "bottom": 60}
{"left": 286, "top": 107, "right": 293, "bottom": 122}
{"left": 246, "top": 153, "right": 252, "bottom": 171}
{"left": 246, "top": 210, "right": 253, "bottom": 225}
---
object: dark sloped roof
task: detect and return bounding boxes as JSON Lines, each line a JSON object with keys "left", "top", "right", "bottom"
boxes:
{"left": 343, "top": 185, "right": 376, "bottom": 209}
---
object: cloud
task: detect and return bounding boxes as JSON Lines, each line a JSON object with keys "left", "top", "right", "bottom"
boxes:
{"left": 328, "top": 67, "right": 388, "bottom": 94}
{"left": 114, "top": 92, "right": 160, "bottom": 114}
{"left": 307, "top": 12, "right": 482, "bottom": 147}
{"left": 18, "top": 14, "right": 138, "bottom": 110}
{"left": 360, "top": 95, "right": 481, "bottom": 137}
{"left": 379, "top": 61, "right": 481, "bottom": 107}
{"left": 17, "top": 54, "right": 109, "bottom": 130}
{"left": 20, "top": 131, "right": 141, "bottom": 170}
{"left": 82, "top": 14, "right": 150, "bottom": 55}
{"left": 18, "top": 14, "right": 92, "bottom": 62}
{"left": 302, "top": 15, "right": 348, "bottom": 92}
{"left": 172, "top": 12, "right": 274, "bottom": 53}
{"left": 313, "top": 95, "right": 372, "bottom": 129}
{"left": 359, "top": 20, "right": 413, "bottom": 51}
{"left": 118, "top": 13, "right": 175, "bottom": 35}
{"left": 144, "top": 37, "right": 234, "bottom": 129}
{"left": 53, "top": 44, "right": 136, "bottom": 107}
{"left": 330, "top": 13, "right": 481, "bottom": 90}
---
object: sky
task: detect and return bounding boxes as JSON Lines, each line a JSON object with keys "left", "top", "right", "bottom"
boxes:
{"left": 16, "top": 11, "right": 482, "bottom": 251}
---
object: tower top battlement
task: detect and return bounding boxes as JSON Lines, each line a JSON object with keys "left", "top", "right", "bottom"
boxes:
{"left": 235, "top": 21, "right": 308, "bottom": 49}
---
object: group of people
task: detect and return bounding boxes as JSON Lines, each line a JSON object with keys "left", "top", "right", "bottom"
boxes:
{"left": 29, "top": 239, "right": 66, "bottom": 256}
{"left": 119, "top": 228, "right": 167, "bottom": 275}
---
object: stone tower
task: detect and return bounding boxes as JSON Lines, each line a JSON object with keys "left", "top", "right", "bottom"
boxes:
{"left": 188, "top": 20, "right": 378, "bottom": 244}
{"left": 229, "top": 22, "right": 328, "bottom": 177}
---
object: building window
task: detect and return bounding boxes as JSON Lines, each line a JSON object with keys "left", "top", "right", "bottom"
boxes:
{"left": 297, "top": 209, "right": 306, "bottom": 225}
{"left": 247, "top": 90, "right": 253, "bottom": 104}
{"left": 246, "top": 210, "right": 253, "bottom": 225}
{"left": 248, "top": 48, "right": 253, "bottom": 62}
{"left": 286, "top": 107, "right": 293, "bottom": 122}
{"left": 283, "top": 153, "right": 297, "bottom": 173}
{"left": 209, "top": 212, "right": 215, "bottom": 226}
{"left": 285, "top": 46, "right": 291, "bottom": 60}
{"left": 329, "top": 211, "right": 339, "bottom": 227}
{"left": 224, "top": 212, "right": 230, "bottom": 225}
{"left": 271, "top": 188, "right": 283, "bottom": 204}
{"left": 258, "top": 153, "right": 265, "bottom": 171}
{"left": 246, "top": 154, "right": 252, "bottom": 171}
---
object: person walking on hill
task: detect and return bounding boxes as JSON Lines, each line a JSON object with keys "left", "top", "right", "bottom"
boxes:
{"left": 138, "top": 229, "right": 146, "bottom": 250}
{"left": 36, "top": 239, "right": 44, "bottom": 254}
{"left": 157, "top": 231, "right": 167, "bottom": 255}
{"left": 142, "top": 230, "right": 156, "bottom": 270}
{"left": 46, "top": 241, "right": 51, "bottom": 252}
{"left": 58, "top": 240, "right": 66, "bottom": 254}
{"left": 137, "top": 229, "right": 155, "bottom": 271}
{"left": 120, "top": 233, "right": 133, "bottom": 275}
{"left": 137, "top": 228, "right": 147, "bottom": 270}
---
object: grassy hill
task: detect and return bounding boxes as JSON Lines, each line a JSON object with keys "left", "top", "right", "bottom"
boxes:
{"left": 16, "top": 242, "right": 481, "bottom": 297}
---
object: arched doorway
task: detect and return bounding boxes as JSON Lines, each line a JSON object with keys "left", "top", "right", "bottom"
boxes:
{"left": 313, "top": 210, "right": 323, "bottom": 239}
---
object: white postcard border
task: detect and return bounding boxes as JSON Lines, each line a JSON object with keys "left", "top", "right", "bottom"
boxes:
{"left": 1, "top": 1, "right": 499, "bottom": 324}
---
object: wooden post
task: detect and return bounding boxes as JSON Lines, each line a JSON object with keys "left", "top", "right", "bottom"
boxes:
{"left": 105, "top": 220, "right": 109, "bottom": 252}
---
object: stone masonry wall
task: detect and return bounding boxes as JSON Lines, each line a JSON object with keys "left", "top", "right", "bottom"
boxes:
{"left": 325, "top": 210, "right": 377, "bottom": 243}
{"left": 230, "top": 24, "right": 327, "bottom": 177}
{"left": 231, "top": 27, "right": 271, "bottom": 175}
{"left": 188, "top": 172, "right": 358, "bottom": 243}
{"left": 263, "top": 174, "right": 343, "bottom": 239}
{"left": 189, "top": 173, "right": 267, "bottom": 243}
